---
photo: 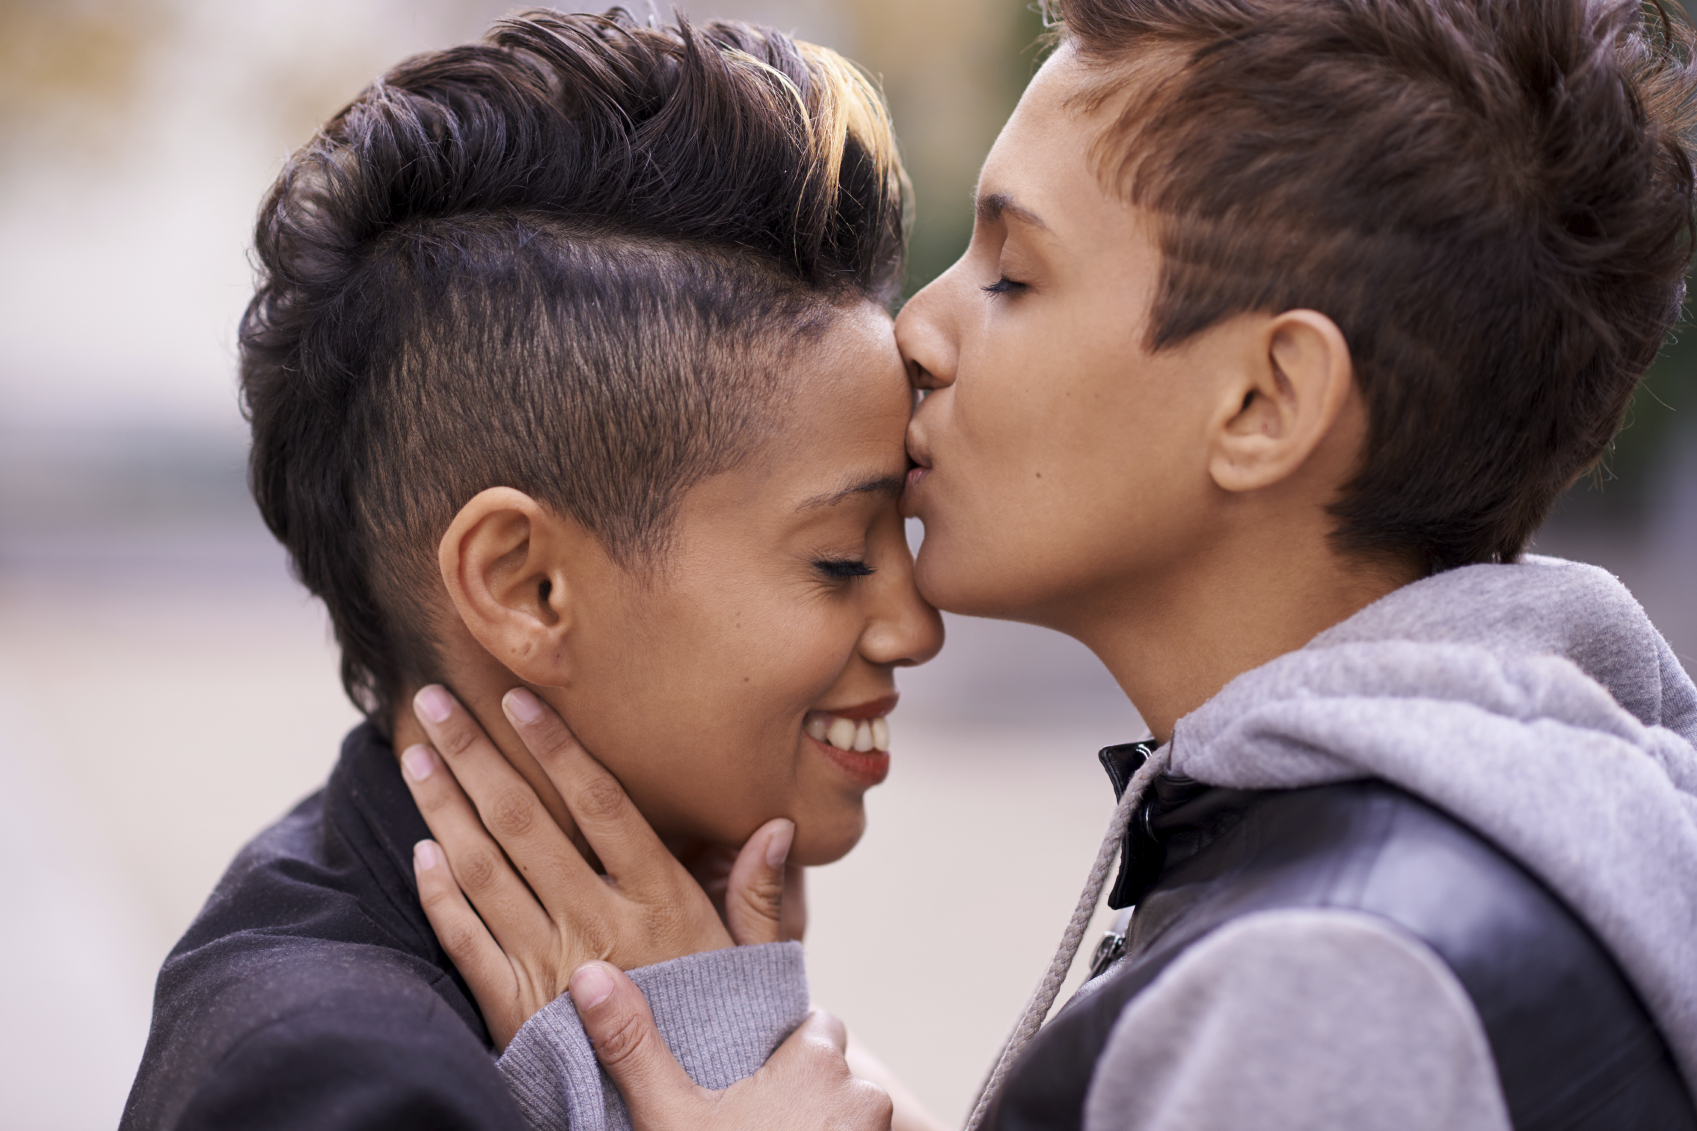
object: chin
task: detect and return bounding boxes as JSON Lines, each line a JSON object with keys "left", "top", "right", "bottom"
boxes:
{"left": 791, "top": 806, "right": 867, "bottom": 867}
{"left": 915, "top": 535, "right": 1019, "bottom": 620}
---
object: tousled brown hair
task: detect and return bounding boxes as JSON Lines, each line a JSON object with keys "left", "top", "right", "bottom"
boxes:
{"left": 1056, "top": 0, "right": 1697, "bottom": 574}
{"left": 240, "top": 10, "right": 907, "bottom": 722}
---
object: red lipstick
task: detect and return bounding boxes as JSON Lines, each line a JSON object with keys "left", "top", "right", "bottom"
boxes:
{"left": 804, "top": 693, "right": 898, "bottom": 786}
{"left": 809, "top": 736, "right": 890, "bottom": 786}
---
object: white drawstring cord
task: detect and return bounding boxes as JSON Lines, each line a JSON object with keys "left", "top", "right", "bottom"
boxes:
{"left": 962, "top": 743, "right": 1172, "bottom": 1131}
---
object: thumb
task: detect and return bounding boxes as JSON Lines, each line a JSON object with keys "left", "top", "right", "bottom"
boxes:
{"left": 724, "top": 818, "right": 794, "bottom": 945}
{"left": 570, "top": 962, "right": 698, "bottom": 1116}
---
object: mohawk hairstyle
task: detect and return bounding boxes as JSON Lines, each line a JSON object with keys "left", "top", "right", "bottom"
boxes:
{"left": 1054, "top": 0, "right": 1697, "bottom": 575}
{"left": 240, "top": 9, "right": 907, "bottom": 722}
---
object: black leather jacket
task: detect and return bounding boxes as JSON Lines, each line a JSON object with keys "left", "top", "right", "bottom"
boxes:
{"left": 986, "top": 743, "right": 1697, "bottom": 1131}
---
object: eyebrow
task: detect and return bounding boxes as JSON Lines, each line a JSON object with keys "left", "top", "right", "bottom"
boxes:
{"left": 796, "top": 472, "right": 907, "bottom": 511}
{"left": 977, "top": 191, "right": 1050, "bottom": 232}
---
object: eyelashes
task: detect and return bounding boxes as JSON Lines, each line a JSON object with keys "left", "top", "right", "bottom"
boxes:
{"left": 982, "top": 276, "right": 1029, "bottom": 296}
{"left": 813, "top": 558, "right": 875, "bottom": 580}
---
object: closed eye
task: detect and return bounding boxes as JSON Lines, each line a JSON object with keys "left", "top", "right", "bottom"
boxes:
{"left": 814, "top": 558, "right": 875, "bottom": 580}
{"left": 983, "top": 276, "right": 1029, "bottom": 296}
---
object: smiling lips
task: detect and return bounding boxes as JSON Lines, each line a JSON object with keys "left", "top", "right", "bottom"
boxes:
{"left": 804, "top": 697, "right": 896, "bottom": 786}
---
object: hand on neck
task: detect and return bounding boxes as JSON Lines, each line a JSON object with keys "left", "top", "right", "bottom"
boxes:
{"left": 390, "top": 618, "right": 584, "bottom": 849}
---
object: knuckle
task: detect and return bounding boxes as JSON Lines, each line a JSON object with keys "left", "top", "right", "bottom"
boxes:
{"left": 532, "top": 726, "right": 582, "bottom": 766}
{"left": 855, "top": 1081, "right": 894, "bottom": 1125}
{"left": 418, "top": 880, "right": 455, "bottom": 912}
{"left": 575, "top": 913, "right": 617, "bottom": 959}
{"left": 454, "top": 848, "right": 503, "bottom": 893}
{"left": 734, "top": 884, "right": 781, "bottom": 921}
{"left": 485, "top": 789, "right": 538, "bottom": 839}
{"left": 412, "top": 781, "right": 452, "bottom": 814}
{"left": 590, "top": 1006, "right": 652, "bottom": 1067}
{"left": 575, "top": 775, "right": 627, "bottom": 822}
{"left": 436, "top": 721, "right": 479, "bottom": 760}
{"left": 436, "top": 922, "right": 483, "bottom": 961}
{"left": 749, "top": 870, "right": 786, "bottom": 904}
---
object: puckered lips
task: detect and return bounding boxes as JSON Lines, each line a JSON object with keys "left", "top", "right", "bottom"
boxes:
{"left": 901, "top": 438, "right": 932, "bottom": 517}
{"left": 804, "top": 693, "right": 898, "bottom": 786}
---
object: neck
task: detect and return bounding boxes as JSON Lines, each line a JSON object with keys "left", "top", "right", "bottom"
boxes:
{"left": 1057, "top": 524, "right": 1416, "bottom": 746}
{"left": 390, "top": 626, "right": 589, "bottom": 855}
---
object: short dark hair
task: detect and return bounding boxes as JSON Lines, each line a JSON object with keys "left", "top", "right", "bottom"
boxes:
{"left": 1055, "top": 0, "right": 1697, "bottom": 574}
{"left": 240, "top": 9, "right": 907, "bottom": 722}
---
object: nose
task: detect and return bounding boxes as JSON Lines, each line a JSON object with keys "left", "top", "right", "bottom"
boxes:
{"left": 859, "top": 515, "right": 945, "bottom": 670}
{"left": 894, "top": 268, "right": 961, "bottom": 394}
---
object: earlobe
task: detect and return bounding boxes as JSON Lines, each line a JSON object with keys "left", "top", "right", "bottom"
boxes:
{"left": 1208, "top": 310, "right": 1354, "bottom": 494}
{"left": 438, "top": 487, "right": 576, "bottom": 685}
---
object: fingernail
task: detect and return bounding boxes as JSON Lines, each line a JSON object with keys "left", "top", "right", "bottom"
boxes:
{"left": 401, "top": 744, "right": 434, "bottom": 782}
{"left": 765, "top": 820, "right": 796, "bottom": 870}
{"left": 504, "top": 688, "right": 543, "bottom": 724}
{"left": 415, "top": 685, "right": 453, "bottom": 724}
{"left": 570, "top": 962, "right": 615, "bottom": 1010}
{"left": 414, "top": 840, "right": 439, "bottom": 870}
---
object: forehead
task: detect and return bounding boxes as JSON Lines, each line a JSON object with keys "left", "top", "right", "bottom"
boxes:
{"left": 769, "top": 303, "right": 910, "bottom": 472}
{"left": 976, "top": 48, "right": 1163, "bottom": 302}
{"left": 977, "top": 48, "right": 1134, "bottom": 243}
{"left": 679, "top": 303, "right": 910, "bottom": 523}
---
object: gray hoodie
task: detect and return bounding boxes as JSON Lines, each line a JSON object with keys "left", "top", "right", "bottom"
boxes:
{"left": 1083, "top": 556, "right": 1697, "bottom": 1130}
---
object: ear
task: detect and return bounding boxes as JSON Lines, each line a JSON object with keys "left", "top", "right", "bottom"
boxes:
{"left": 1207, "top": 310, "right": 1355, "bottom": 494}
{"left": 437, "top": 487, "right": 582, "bottom": 686}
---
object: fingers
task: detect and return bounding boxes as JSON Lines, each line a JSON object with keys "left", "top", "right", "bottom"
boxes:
{"left": 790, "top": 1008, "right": 850, "bottom": 1058}
{"left": 781, "top": 861, "right": 807, "bottom": 944}
{"left": 413, "top": 686, "right": 601, "bottom": 909}
{"left": 844, "top": 1032, "right": 950, "bottom": 1131}
{"left": 400, "top": 742, "right": 555, "bottom": 956}
{"left": 502, "top": 688, "right": 675, "bottom": 890}
{"left": 574, "top": 974, "right": 891, "bottom": 1131}
{"left": 752, "top": 1010, "right": 894, "bottom": 1130}
{"left": 412, "top": 839, "right": 522, "bottom": 1050}
{"left": 724, "top": 819, "right": 795, "bottom": 946}
{"left": 570, "top": 962, "right": 702, "bottom": 1117}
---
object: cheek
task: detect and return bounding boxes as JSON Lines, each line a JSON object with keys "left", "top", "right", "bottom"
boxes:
{"left": 919, "top": 323, "right": 1190, "bottom": 613}
{"left": 953, "top": 305, "right": 1123, "bottom": 492}
{"left": 647, "top": 598, "right": 868, "bottom": 838}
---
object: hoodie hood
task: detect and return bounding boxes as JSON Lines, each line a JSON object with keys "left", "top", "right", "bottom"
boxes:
{"left": 1169, "top": 555, "right": 1697, "bottom": 1096}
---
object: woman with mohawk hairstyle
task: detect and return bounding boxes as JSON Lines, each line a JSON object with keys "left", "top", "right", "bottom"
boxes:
{"left": 412, "top": 0, "right": 1697, "bottom": 1129}
{"left": 124, "top": 10, "right": 939, "bottom": 1131}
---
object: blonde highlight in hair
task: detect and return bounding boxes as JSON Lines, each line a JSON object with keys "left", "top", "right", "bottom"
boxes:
{"left": 795, "top": 39, "right": 909, "bottom": 248}
{"left": 241, "top": 8, "right": 909, "bottom": 719}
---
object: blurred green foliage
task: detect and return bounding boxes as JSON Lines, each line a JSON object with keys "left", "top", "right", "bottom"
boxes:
{"left": 895, "top": 1, "right": 1050, "bottom": 297}
{"left": 1569, "top": 0, "right": 1697, "bottom": 517}
{"left": 1564, "top": 288, "right": 1697, "bottom": 519}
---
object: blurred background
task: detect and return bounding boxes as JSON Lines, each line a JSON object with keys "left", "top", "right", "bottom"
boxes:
{"left": 0, "top": 0, "right": 1691, "bottom": 1127}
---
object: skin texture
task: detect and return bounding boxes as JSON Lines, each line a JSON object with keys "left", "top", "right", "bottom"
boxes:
{"left": 896, "top": 44, "right": 1416, "bottom": 743}
{"left": 395, "top": 301, "right": 942, "bottom": 869}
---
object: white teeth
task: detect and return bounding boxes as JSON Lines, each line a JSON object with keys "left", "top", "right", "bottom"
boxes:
{"left": 827, "top": 717, "right": 857, "bottom": 750}
{"left": 811, "top": 713, "right": 892, "bottom": 753}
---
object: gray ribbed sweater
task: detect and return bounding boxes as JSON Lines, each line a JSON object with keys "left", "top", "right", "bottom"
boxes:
{"left": 496, "top": 940, "right": 809, "bottom": 1130}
